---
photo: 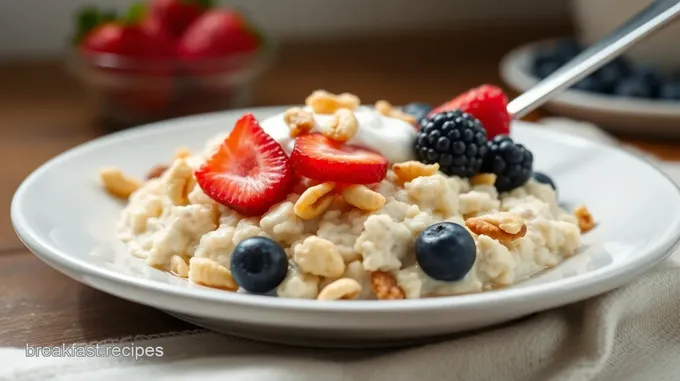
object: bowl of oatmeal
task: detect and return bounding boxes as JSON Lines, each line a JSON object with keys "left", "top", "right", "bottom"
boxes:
{"left": 12, "top": 88, "right": 680, "bottom": 346}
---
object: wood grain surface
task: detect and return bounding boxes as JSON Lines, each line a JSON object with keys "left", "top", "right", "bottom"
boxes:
{"left": 2, "top": 25, "right": 679, "bottom": 348}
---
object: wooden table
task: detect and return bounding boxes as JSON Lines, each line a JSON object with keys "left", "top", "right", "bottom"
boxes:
{"left": 2, "top": 25, "right": 679, "bottom": 347}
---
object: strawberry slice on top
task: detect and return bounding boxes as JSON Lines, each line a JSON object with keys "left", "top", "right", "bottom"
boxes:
{"left": 195, "top": 113, "right": 294, "bottom": 216}
{"left": 430, "top": 84, "right": 511, "bottom": 139}
{"left": 290, "top": 134, "right": 388, "bottom": 184}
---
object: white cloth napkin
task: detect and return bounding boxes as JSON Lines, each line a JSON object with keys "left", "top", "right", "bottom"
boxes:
{"left": 3, "top": 119, "right": 680, "bottom": 381}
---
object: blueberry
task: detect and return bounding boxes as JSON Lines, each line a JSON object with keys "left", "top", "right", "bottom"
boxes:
{"left": 594, "top": 57, "right": 631, "bottom": 93}
{"left": 614, "top": 77, "right": 653, "bottom": 98}
{"left": 230, "top": 237, "right": 288, "bottom": 293}
{"left": 415, "top": 222, "right": 476, "bottom": 282}
{"left": 532, "top": 171, "right": 556, "bottom": 191}
{"left": 571, "top": 76, "right": 602, "bottom": 93}
{"left": 552, "top": 39, "right": 582, "bottom": 61}
{"left": 402, "top": 102, "right": 432, "bottom": 123}
{"left": 660, "top": 82, "right": 680, "bottom": 100}
{"left": 629, "top": 66, "right": 663, "bottom": 97}
{"left": 533, "top": 60, "right": 562, "bottom": 79}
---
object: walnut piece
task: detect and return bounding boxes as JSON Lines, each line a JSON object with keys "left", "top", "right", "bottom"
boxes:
{"left": 370, "top": 271, "right": 405, "bottom": 300}
{"left": 145, "top": 164, "right": 169, "bottom": 180}
{"left": 320, "top": 108, "right": 358, "bottom": 142}
{"left": 465, "top": 212, "right": 527, "bottom": 242}
{"left": 284, "top": 107, "right": 316, "bottom": 137}
{"left": 574, "top": 205, "right": 596, "bottom": 233}
{"left": 305, "top": 90, "right": 360, "bottom": 114}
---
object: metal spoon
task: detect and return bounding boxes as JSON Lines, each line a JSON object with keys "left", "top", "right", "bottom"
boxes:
{"left": 507, "top": 0, "right": 680, "bottom": 119}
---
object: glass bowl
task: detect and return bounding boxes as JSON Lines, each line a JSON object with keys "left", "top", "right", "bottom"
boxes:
{"left": 67, "top": 39, "right": 277, "bottom": 130}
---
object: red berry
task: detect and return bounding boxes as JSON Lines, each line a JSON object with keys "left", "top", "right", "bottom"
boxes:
{"left": 290, "top": 134, "right": 388, "bottom": 184}
{"left": 195, "top": 113, "right": 294, "bottom": 216}
{"left": 150, "top": 0, "right": 211, "bottom": 39}
{"left": 78, "top": 5, "right": 174, "bottom": 59}
{"left": 430, "top": 84, "right": 511, "bottom": 139}
{"left": 177, "top": 9, "right": 259, "bottom": 60}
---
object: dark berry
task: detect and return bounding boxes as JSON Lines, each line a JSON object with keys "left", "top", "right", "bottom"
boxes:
{"left": 481, "top": 135, "right": 533, "bottom": 192}
{"left": 414, "top": 110, "right": 488, "bottom": 178}
{"left": 533, "top": 171, "right": 556, "bottom": 191}
{"left": 416, "top": 222, "right": 476, "bottom": 282}
{"left": 402, "top": 102, "right": 432, "bottom": 124}
{"left": 571, "top": 76, "right": 602, "bottom": 92}
{"left": 614, "top": 77, "right": 653, "bottom": 98}
{"left": 230, "top": 237, "right": 288, "bottom": 293}
{"left": 630, "top": 66, "right": 663, "bottom": 97}
{"left": 594, "top": 57, "right": 631, "bottom": 93}
{"left": 552, "top": 39, "right": 582, "bottom": 61}
{"left": 660, "top": 82, "right": 680, "bottom": 100}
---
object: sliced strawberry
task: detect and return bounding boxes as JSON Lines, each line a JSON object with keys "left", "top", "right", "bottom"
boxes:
{"left": 195, "top": 113, "right": 294, "bottom": 216}
{"left": 290, "top": 134, "right": 388, "bottom": 184}
{"left": 430, "top": 84, "right": 511, "bottom": 139}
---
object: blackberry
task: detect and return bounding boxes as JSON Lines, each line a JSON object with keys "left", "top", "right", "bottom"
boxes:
{"left": 414, "top": 110, "right": 488, "bottom": 178}
{"left": 481, "top": 135, "right": 533, "bottom": 192}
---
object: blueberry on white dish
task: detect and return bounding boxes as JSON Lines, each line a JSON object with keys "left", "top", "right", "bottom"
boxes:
{"left": 230, "top": 237, "right": 288, "bottom": 294}
{"left": 533, "top": 171, "right": 556, "bottom": 191}
{"left": 415, "top": 222, "right": 477, "bottom": 281}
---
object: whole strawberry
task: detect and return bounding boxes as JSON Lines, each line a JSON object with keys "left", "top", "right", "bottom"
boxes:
{"left": 76, "top": 4, "right": 174, "bottom": 58}
{"left": 430, "top": 84, "right": 511, "bottom": 139}
{"left": 150, "top": 0, "right": 212, "bottom": 39}
{"left": 177, "top": 9, "right": 260, "bottom": 60}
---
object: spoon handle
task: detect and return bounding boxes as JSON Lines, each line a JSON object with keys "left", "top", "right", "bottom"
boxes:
{"left": 506, "top": 0, "right": 680, "bottom": 119}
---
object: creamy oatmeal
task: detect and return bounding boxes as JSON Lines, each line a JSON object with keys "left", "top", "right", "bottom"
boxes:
{"left": 102, "top": 89, "right": 594, "bottom": 301}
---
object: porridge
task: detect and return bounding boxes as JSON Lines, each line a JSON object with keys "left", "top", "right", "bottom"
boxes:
{"left": 101, "top": 86, "right": 595, "bottom": 300}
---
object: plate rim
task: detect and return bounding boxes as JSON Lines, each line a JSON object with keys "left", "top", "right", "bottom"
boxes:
{"left": 499, "top": 39, "right": 680, "bottom": 117}
{"left": 11, "top": 107, "right": 680, "bottom": 314}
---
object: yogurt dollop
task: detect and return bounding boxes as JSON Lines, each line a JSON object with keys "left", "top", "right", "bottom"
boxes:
{"left": 260, "top": 106, "right": 417, "bottom": 163}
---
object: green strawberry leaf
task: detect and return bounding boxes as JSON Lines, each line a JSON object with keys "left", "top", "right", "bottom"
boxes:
{"left": 123, "top": 2, "right": 148, "bottom": 25}
{"left": 72, "top": 6, "right": 118, "bottom": 45}
{"left": 180, "top": 0, "right": 214, "bottom": 8}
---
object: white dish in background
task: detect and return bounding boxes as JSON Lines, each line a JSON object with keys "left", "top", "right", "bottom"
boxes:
{"left": 11, "top": 107, "right": 680, "bottom": 347}
{"left": 500, "top": 41, "right": 680, "bottom": 138}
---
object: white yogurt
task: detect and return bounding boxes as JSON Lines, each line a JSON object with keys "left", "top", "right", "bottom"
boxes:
{"left": 260, "top": 106, "right": 417, "bottom": 163}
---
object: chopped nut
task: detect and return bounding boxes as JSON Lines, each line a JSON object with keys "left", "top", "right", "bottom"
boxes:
{"left": 375, "top": 100, "right": 417, "bottom": 125}
{"left": 466, "top": 212, "right": 527, "bottom": 242}
{"left": 370, "top": 271, "right": 405, "bottom": 300}
{"left": 170, "top": 255, "right": 189, "bottom": 278}
{"left": 470, "top": 173, "right": 497, "bottom": 186}
{"left": 294, "top": 182, "right": 336, "bottom": 219}
{"left": 188, "top": 257, "right": 238, "bottom": 291}
{"left": 574, "top": 205, "right": 596, "bottom": 233}
{"left": 284, "top": 107, "right": 316, "bottom": 137}
{"left": 317, "top": 278, "right": 362, "bottom": 300}
{"left": 341, "top": 184, "right": 386, "bottom": 212}
{"left": 392, "top": 161, "right": 440, "bottom": 182}
{"left": 145, "top": 164, "right": 169, "bottom": 180}
{"left": 99, "top": 167, "right": 142, "bottom": 199}
{"left": 305, "top": 90, "right": 360, "bottom": 114}
{"left": 321, "top": 108, "right": 358, "bottom": 142}
{"left": 294, "top": 236, "right": 345, "bottom": 278}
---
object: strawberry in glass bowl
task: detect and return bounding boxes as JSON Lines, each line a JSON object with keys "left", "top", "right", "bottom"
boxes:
{"left": 68, "top": 1, "right": 276, "bottom": 130}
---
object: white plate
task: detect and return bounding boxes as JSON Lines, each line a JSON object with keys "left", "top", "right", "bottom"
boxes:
{"left": 500, "top": 41, "right": 680, "bottom": 138}
{"left": 11, "top": 107, "right": 680, "bottom": 347}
